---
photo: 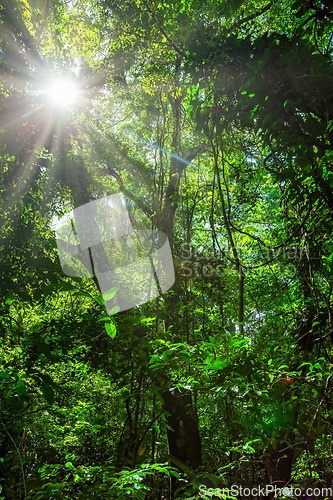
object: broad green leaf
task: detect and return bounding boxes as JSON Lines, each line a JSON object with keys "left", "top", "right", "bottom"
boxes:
{"left": 105, "top": 321, "right": 117, "bottom": 339}
{"left": 102, "top": 287, "right": 118, "bottom": 301}
{"left": 41, "top": 385, "right": 55, "bottom": 405}
{"left": 210, "top": 359, "right": 229, "bottom": 370}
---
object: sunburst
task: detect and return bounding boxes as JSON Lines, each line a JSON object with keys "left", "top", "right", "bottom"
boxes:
{"left": 46, "top": 77, "right": 80, "bottom": 107}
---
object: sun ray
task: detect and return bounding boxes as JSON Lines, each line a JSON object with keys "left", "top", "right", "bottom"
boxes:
{"left": 46, "top": 78, "right": 80, "bottom": 107}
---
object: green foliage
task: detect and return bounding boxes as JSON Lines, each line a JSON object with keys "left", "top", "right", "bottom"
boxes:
{"left": 36, "top": 461, "right": 179, "bottom": 499}
{"left": 1, "top": 0, "right": 333, "bottom": 498}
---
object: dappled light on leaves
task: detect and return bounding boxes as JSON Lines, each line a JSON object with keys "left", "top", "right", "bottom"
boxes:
{"left": 1, "top": 0, "right": 333, "bottom": 498}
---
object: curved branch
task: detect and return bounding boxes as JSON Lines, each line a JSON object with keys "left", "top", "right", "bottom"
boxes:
{"left": 228, "top": 2, "right": 273, "bottom": 33}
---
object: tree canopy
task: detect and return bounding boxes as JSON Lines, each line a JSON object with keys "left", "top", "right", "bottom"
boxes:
{"left": 1, "top": 0, "right": 333, "bottom": 499}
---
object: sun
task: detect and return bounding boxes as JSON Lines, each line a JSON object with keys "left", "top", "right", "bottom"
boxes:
{"left": 47, "top": 78, "right": 80, "bottom": 107}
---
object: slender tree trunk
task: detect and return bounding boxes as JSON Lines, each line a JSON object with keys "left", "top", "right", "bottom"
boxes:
{"left": 158, "top": 94, "right": 202, "bottom": 487}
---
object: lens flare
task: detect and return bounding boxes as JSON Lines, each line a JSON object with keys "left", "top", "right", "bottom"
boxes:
{"left": 47, "top": 78, "right": 79, "bottom": 106}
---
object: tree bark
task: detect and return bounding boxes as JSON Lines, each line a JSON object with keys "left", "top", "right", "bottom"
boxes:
{"left": 163, "top": 387, "right": 201, "bottom": 469}
{"left": 266, "top": 435, "right": 294, "bottom": 500}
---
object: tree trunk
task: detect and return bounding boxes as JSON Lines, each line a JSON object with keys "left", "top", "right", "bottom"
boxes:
{"left": 163, "top": 387, "right": 201, "bottom": 469}
{"left": 158, "top": 94, "right": 202, "bottom": 487}
{"left": 266, "top": 437, "right": 294, "bottom": 500}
